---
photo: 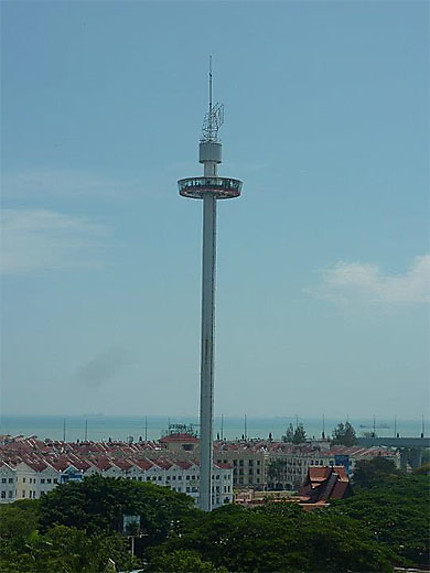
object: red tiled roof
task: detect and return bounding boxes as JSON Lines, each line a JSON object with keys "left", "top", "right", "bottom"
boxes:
{"left": 114, "top": 459, "right": 134, "bottom": 470}
{"left": 171, "top": 459, "right": 190, "bottom": 470}
{"left": 154, "top": 458, "right": 173, "bottom": 470}
{"left": 133, "top": 458, "right": 154, "bottom": 471}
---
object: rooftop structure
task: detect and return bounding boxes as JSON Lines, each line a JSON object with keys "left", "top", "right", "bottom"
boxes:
{"left": 299, "top": 465, "right": 353, "bottom": 503}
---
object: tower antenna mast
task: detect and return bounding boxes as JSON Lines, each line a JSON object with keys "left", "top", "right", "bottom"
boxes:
{"left": 209, "top": 56, "right": 213, "bottom": 136}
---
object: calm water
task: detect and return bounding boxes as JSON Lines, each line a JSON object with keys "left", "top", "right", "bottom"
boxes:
{"left": 0, "top": 414, "right": 426, "bottom": 443}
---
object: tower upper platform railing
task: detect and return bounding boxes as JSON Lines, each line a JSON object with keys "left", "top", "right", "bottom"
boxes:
{"left": 178, "top": 176, "right": 242, "bottom": 199}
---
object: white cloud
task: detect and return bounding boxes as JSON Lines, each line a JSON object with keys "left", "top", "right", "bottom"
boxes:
{"left": 310, "top": 255, "right": 430, "bottom": 306}
{"left": 1, "top": 170, "right": 139, "bottom": 199}
{"left": 1, "top": 209, "right": 112, "bottom": 275}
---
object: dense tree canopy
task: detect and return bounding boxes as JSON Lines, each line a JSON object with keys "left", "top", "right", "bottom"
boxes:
{"left": 330, "top": 474, "right": 429, "bottom": 568}
{"left": 147, "top": 503, "right": 393, "bottom": 573}
{"left": 40, "top": 474, "right": 197, "bottom": 546}
{"left": 1, "top": 472, "right": 428, "bottom": 572}
{"left": 352, "top": 456, "right": 400, "bottom": 489}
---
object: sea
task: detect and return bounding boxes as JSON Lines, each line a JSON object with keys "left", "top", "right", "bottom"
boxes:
{"left": 0, "top": 414, "right": 427, "bottom": 444}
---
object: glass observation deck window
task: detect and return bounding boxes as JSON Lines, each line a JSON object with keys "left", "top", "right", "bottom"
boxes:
{"left": 178, "top": 177, "right": 243, "bottom": 199}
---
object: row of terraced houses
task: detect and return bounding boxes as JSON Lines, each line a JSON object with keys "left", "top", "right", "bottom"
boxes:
{"left": 0, "top": 433, "right": 233, "bottom": 508}
{"left": 0, "top": 432, "right": 399, "bottom": 506}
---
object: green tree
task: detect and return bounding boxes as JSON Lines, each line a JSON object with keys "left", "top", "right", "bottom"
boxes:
{"left": 0, "top": 499, "right": 40, "bottom": 543}
{"left": 352, "top": 457, "right": 400, "bottom": 489}
{"left": 283, "top": 423, "right": 295, "bottom": 442}
{"left": 147, "top": 503, "right": 394, "bottom": 572}
{"left": 332, "top": 421, "right": 357, "bottom": 446}
{"left": 0, "top": 502, "right": 138, "bottom": 573}
{"left": 293, "top": 422, "right": 307, "bottom": 444}
{"left": 330, "top": 474, "right": 429, "bottom": 568}
{"left": 40, "top": 475, "right": 197, "bottom": 551}
{"left": 147, "top": 549, "right": 227, "bottom": 572}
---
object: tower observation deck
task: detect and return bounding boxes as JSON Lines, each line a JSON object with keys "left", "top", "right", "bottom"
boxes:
{"left": 177, "top": 60, "right": 243, "bottom": 511}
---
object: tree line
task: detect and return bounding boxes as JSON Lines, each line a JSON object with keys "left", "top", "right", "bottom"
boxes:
{"left": 282, "top": 420, "right": 358, "bottom": 445}
{"left": 0, "top": 460, "right": 428, "bottom": 572}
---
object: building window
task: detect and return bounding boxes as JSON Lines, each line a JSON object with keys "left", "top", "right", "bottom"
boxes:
{"left": 54, "top": 479, "right": 58, "bottom": 484}
{"left": 8, "top": 491, "right": 13, "bottom": 498}
{"left": 41, "top": 479, "right": 45, "bottom": 484}
{"left": 8, "top": 478, "right": 13, "bottom": 484}
{"left": 22, "top": 490, "right": 26, "bottom": 497}
{"left": 23, "top": 478, "right": 26, "bottom": 483}
{"left": 47, "top": 479, "right": 52, "bottom": 484}
{"left": 1, "top": 478, "right": 6, "bottom": 484}
{"left": 1, "top": 491, "right": 5, "bottom": 499}
{"left": 40, "top": 491, "right": 45, "bottom": 496}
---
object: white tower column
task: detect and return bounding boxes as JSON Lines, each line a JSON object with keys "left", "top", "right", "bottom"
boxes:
{"left": 199, "top": 193, "right": 216, "bottom": 511}
{"left": 177, "top": 62, "right": 242, "bottom": 512}
{"left": 199, "top": 159, "right": 217, "bottom": 512}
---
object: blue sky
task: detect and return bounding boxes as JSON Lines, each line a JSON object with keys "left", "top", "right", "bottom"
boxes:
{"left": 1, "top": 1, "right": 429, "bottom": 420}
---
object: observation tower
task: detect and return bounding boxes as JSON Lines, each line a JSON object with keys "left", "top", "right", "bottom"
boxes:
{"left": 178, "top": 61, "right": 243, "bottom": 511}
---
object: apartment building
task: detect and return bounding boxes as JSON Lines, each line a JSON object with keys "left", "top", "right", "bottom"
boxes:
{"left": 215, "top": 441, "right": 270, "bottom": 490}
